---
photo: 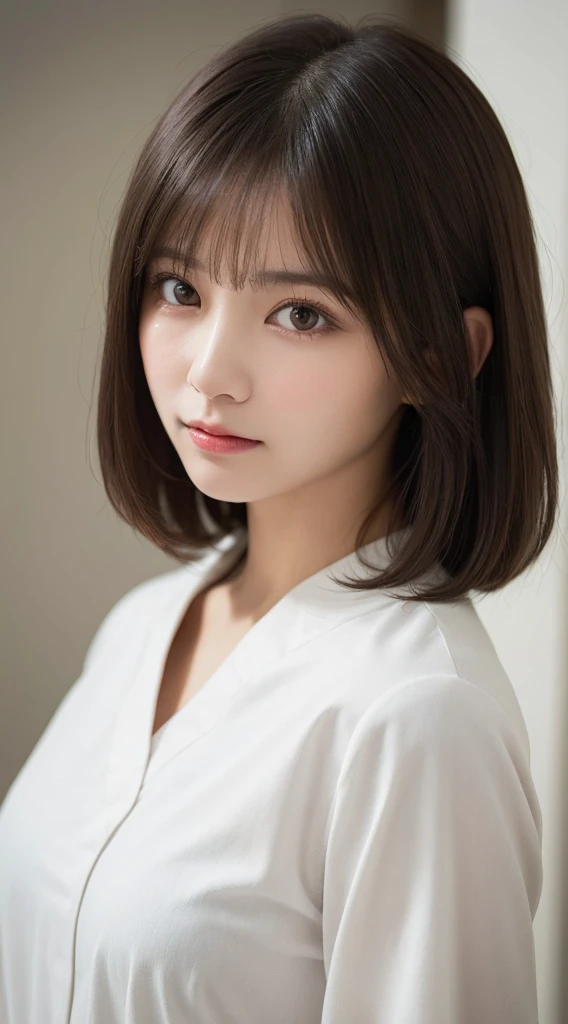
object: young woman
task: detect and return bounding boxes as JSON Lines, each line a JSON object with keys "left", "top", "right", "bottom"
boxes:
{"left": 0, "top": 13, "right": 559, "bottom": 1024}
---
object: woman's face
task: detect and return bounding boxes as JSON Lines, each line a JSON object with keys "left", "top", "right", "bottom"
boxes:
{"left": 138, "top": 192, "right": 406, "bottom": 527}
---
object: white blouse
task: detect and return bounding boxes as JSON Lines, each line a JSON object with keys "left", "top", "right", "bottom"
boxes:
{"left": 0, "top": 528, "right": 542, "bottom": 1023}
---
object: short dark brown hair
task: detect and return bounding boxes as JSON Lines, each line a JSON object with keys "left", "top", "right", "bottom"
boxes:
{"left": 96, "top": 13, "right": 559, "bottom": 603}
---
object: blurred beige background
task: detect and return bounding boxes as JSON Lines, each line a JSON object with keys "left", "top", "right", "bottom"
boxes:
{"left": 1, "top": 1, "right": 566, "bottom": 1021}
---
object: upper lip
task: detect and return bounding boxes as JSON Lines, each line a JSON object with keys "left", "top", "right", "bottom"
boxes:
{"left": 187, "top": 419, "right": 256, "bottom": 440}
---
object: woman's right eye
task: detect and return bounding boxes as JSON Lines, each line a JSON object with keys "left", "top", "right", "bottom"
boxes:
{"left": 147, "top": 272, "right": 197, "bottom": 306}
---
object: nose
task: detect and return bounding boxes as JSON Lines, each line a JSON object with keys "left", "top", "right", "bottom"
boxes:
{"left": 185, "top": 299, "right": 250, "bottom": 399}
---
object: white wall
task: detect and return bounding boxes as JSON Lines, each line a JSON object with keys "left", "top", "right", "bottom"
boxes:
{"left": 447, "top": 4, "right": 568, "bottom": 1022}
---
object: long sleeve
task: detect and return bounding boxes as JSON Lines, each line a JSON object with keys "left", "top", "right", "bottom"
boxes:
{"left": 321, "top": 673, "right": 542, "bottom": 1024}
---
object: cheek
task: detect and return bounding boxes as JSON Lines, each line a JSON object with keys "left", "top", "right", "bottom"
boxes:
{"left": 266, "top": 349, "right": 400, "bottom": 460}
{"left": 268, "top": 350, "right": 384, "bottom": 428}
{"left": 139, "top": 318, "right": 179, "bottom": 396}
{"left": 267, "top": 350, "right": 348, "bottom": 409}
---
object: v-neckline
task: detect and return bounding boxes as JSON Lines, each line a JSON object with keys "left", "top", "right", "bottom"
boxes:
{"left": 104, "top": 527, "right": 413, "bottom": 813}
{"left": 149, "top": 715, "right": 172, "bottom": 750}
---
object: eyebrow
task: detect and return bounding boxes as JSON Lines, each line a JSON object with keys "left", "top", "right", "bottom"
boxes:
{"left": 147, "top": 244, "right": 344, "bottom": 294}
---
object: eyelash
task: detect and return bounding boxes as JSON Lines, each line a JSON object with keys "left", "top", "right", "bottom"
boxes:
{"left": 146, "top": 271, "right": 340, "bottom": 337}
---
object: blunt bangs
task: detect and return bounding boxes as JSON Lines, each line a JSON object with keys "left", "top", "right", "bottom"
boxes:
{"left": 133, "top": 146, "right": 364, "bottom": 324}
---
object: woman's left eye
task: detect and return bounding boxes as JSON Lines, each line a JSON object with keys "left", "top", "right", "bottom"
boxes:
{"left": 146, "top": 272, "right": 339, "bottom": 337}
{"left": 270, "top": 301, "right": 336, "bottom": 335}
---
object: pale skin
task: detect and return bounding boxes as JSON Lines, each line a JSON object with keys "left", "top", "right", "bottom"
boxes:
{"left": 139, "top": 190, "right": 493, "bottom": 633}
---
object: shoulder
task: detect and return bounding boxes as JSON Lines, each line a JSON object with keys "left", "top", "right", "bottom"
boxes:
{"left": 334, "top": 584, "right": 530, "bottom": 764}
{"left": 329, "top": 670, "right": 543, "bottom": 882}
{"left": 348, "top": 672, "right": 523, "bottom": 763}
{"left": 79, "top": 530, "right": 250, "bottom": 673}
{"left": 81, "top": 558, "right": 210, "bottom": 673}
{"left": 335, "top": 671, "right": 541, "bottom": 847}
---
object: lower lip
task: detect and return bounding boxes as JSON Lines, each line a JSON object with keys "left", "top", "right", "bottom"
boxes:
{"left": 188, "top": 427, "right": 262, "bottom": 454}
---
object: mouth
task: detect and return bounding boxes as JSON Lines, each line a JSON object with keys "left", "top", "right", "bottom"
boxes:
{"left": 186, "top": 420, "right": 258, "bottom": 441}
{"left": 186, "top": 425, "right": 262, "bottom": 454}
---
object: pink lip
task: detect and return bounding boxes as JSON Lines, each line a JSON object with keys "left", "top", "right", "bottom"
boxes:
{"left": 188, "top": 419, "right": 256, "bottom": 438}
{"left": 188, "top": 426, "right": 262, "bottom": 454}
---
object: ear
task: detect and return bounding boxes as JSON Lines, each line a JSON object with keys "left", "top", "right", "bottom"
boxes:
{"left": 400, "top": 306, "right": 494, "bottom": 405}
{"left": 463, "top": 306, "right": 494, "bottom": 379}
